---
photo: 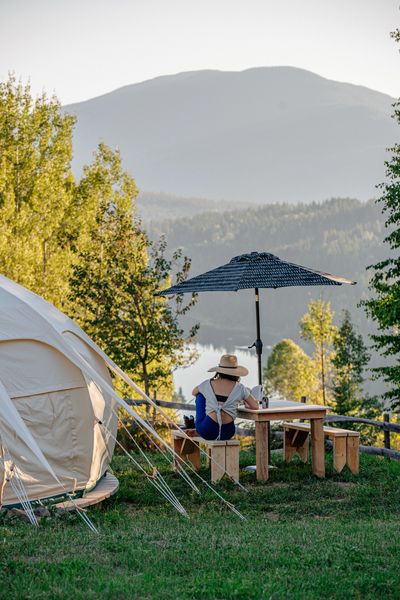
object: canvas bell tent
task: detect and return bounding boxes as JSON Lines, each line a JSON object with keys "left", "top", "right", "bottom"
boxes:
{"left": 0, "top": 275, "right": 168, "bottom": 510}
{"left": 0, "top": 275, "right": 121, "bottom": 508}
{"left": 0, "top": 275, "right": 244, "bottom": 524}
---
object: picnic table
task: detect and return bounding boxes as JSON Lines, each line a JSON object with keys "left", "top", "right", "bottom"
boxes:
{"left": 237, "top": 400, "right": 328, "bottom": 481}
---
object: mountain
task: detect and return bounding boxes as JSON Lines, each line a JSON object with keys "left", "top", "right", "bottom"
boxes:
{"left": 64, "top": 67, "right": 397, "bottom": 203}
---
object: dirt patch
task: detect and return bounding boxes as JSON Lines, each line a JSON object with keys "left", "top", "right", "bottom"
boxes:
{"left": 150, "top": 539, "right": 170, "bottom": 549}
{"left": 264, "top": 512, "right": 280, "bottom": 521}
{"left": 121, "top": 503, "right": 141, "bottom": 514}
{"left": 267, "top": 483, "right": 290, "bottom": 489}
{"left": 245, "top": 482, "right": 290, "bottom": 491}
{"left": 336, "top": 482, "right": 356, "bottom": 489}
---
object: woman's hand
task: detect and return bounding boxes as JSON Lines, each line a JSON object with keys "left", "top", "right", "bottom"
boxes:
{"left": 192, "top": 385, "right": 199, "bottom": 397}
{"left": 245, "top": 393, "right": 259, "bottom": 410}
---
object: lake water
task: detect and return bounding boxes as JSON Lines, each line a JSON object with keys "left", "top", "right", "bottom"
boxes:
{"left": 173, "top": 344, "right": 259, "bottom": 401}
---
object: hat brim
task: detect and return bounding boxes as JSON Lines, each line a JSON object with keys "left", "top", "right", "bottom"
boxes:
{"left": 208, "top": 365, "right": 248, "bottom": 377}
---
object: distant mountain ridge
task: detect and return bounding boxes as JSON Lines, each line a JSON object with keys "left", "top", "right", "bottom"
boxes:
{"left": 65, "top": 67, "right": 397, "bottom": 203}
{"left": 136, "top": 191, "right": 251, "bottom": 222}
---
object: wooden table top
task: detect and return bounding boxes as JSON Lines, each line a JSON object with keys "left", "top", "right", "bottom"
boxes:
{"left": 237, "top": 400, "right": 328, "bottom": 422}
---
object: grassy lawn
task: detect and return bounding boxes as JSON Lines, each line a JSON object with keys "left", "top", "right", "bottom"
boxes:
{"left": 1, "top": 449, "right": 400, "bottom": 599}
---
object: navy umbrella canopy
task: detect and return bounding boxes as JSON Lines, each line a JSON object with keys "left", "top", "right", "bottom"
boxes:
{"left": 158, "top": 252, "right": 356, "bottom": 384}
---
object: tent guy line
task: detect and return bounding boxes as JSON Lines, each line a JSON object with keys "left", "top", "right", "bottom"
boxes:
{"left": 0, "top": 275, "right": 245, "bottom": 526}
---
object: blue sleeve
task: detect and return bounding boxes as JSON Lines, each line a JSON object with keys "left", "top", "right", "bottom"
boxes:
{"left": 195, "top": 392, "right": 206, "bottom": 423}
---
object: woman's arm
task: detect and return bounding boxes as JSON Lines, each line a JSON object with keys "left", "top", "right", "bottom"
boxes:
{"left": 192, "top": 385, "right": 199, "bottom": 396}
{"left": 244, "top": 393, "right": 259, "bottom": 410}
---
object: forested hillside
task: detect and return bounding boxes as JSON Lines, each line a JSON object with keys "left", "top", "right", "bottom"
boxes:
{"left": 148, "top": 198, "right": 385, "bottom": 357}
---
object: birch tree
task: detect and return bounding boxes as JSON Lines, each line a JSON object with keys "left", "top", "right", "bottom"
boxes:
{"left": 300, "top": 299, "right": 337, "bottom": 405}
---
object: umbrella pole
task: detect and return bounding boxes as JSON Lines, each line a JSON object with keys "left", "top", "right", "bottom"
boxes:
{"left": 254, "top": 287, "right": 263, "bottom": 385}
{"left": 253, "top": 288, "right": 271, "bottom": 465}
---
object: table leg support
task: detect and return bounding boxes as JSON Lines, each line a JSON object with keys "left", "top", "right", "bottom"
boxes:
{"left": 255, "top": 421, "right": 269, "bottom": 481}
{"left": 311, "top": 418, "right": 325, "bottom": 478}
{"left": 347, "top": 436, "right": 359, "bottom": 475}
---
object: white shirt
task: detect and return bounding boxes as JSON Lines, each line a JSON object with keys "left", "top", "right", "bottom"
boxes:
{"left": 198, "top": 379, "right": 250, "bottom": 438}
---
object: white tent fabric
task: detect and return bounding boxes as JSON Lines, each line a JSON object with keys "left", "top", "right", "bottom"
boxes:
{"left": 0, "top": 275, "right": 186, "bottom": 464}
{"left": 0, "top": 275, "right": 247, "bottom": 522}
{"left": 0, "top": 379, "right": 58, "bottom": 479}
{"left": 0, "top": 276, "right": 120, "bottom": 505}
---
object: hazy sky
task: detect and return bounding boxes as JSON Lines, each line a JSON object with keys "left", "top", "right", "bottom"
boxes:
{"left": 1, "top": 0, "right": 399, "bottom": 104}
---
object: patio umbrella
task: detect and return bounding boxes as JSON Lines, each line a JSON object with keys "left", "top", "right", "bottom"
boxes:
{"left": 158, "top": 252, "right": 356, "bottom": 386}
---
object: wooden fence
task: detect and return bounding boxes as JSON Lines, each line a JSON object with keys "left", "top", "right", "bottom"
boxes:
{"left": 126, "top": 398, "right": 400, "bottom": 460}
{"left": 324, "top": 413, "right": 400, "bottom": 460}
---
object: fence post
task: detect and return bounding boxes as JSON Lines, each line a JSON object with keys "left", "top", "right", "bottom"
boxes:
{"left": 384, "top": 413, "right": 391, "bottom": 450}
{"left": 152, "top": 390, "right": 157, "bottom": 424}
{"left": 300, "top": 396, "right": 307, "bottom": 422}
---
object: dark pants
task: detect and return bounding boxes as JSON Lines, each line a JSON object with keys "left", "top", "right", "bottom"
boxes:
{"left": 195, "top": 393, "right": 235, "bottom": 440}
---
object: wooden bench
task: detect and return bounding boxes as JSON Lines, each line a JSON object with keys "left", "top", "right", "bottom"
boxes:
{"left": 171, "top": 430, "right": 240, "bottom": 483}
{"left": 283, "top": 422, "right": 360, "bottom": 474}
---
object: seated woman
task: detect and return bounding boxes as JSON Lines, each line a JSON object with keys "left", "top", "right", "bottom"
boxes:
{"left": 190, "top": 354, "right": 259, "bottom": 441}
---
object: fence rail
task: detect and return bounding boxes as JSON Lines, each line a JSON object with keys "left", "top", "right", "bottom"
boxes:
{"left": 129, "top": 399, "right": 194, "bottom": 411}
{"left": 126, "top": 398, "right": 399, "bottom": 458}
{"left": 324, "top": 414, "right": 400, "bottom": 434}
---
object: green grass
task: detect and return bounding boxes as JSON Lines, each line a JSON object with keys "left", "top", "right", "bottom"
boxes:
{"left": 1, "top": 450, "right": 400, "bottom": 599}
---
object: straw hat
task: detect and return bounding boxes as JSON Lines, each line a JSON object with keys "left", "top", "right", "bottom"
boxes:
{"left": 208, "top": 354, "right": 248, "bottom": 377}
